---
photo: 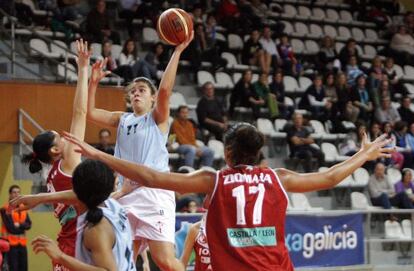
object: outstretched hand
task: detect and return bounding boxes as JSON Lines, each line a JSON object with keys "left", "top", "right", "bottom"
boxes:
{"left": 76, "top": 39, "right": 92, "bottom": 68}
{"left": 360, "top": 133, "right": 394, "bottom": 161}
{"left": 9, "top": 195, "right": 42, "bottom": 211}
{"left": 90, "top": 58, "right": 111, "bottom": 84}
{"left": 62, "top": 131, "right": 100, "bottom": 159}
{"left": 32, "top": 235, "right": 63, "bottom": 262}
{"left": 175, "top": 30, "right": 194, "bottom": 53}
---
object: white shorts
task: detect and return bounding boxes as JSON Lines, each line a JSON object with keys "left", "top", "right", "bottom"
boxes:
{"left": 118, "top": 186, "right": 176, "bottom": 251}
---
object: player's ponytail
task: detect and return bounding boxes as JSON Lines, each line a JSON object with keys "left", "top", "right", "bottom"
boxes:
{"left": 224, "top": 123, "right": 264, "bottom": 166}
{"left": 85, "top": 206, "right": 104, "bottom": 225}
{"left": 72, "top": 159, "right": 115, "bottom": 226}
{"left": 21, "top": 131, "right": 56, "bottom": 173}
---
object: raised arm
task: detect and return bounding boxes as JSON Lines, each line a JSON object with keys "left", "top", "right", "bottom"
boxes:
{"left": 10, "top": 191, "right": 79, "bottom": 212}
{"left": 63, "top": 131, "right": 216, "bottom": 194}
{"left": 278, "top": 133, "right": 393, "bottom": 193}
{"left": 153, "top": 31, "right": 194, "bottom": 132}
{"left": 61, "top": 40, "right": 90, "bottom": 174}
{"left": 87, "top": 59, "right": 124, "bottom": 128}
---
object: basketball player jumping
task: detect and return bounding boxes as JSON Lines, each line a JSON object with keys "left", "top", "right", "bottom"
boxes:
{"left": 21, "top": 40, "right": 91, "bottom": 271}
{"left": 62, "top": 123, "right": 393, "bottom": 271}
{"left": 85, "top": 31, "right": 193, "bottom": 270}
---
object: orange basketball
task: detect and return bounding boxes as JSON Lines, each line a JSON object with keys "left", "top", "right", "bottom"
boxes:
{"left": 156, "top": 8, "right": 193, "bottom": 46}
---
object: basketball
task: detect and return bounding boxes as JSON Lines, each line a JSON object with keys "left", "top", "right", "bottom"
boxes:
{"left": 156, "top": 8, "right": 193, "bottom": 46}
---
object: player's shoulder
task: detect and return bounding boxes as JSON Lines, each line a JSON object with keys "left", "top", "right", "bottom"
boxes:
{"left": 84, "top": 217, "right": 114, "bottom": 249}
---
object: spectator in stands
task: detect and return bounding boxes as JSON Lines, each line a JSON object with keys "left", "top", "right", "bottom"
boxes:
{"left": 339, "top": 38, "right": 360, "bottom": 69}
{"left": 238, "top": 0, "right": 263, "bottom": 31}
{"left": 190, "top": 4, "right": 204, "bottom": 24}
{"left": 394, "top": 169, "right": 414, "bottom": 203}
{"left": 383, "top": 121, "right": 405, "bottom": 169}
{"left": 346, "top": 55, "right": 364, "bottom": 86}
{"left": 350, "top": 74, "right": 374, "bottom": 122}
{"left": 393, "top": 121, "right": 414, "bottom": 169}
{"left": 13, "top": 1, "right": 34, "bottom": 26}
{"left": 171, "top": 105, "right": 214, "bottom": 168}
{"left": 57, "top": 0, "right": 88, "bottom": 22}
{"left": 277, "top": 33, "right": 300, "bottom": 76}
{"left": 217, "top": 0, "right": 242, "bottom": 33}
{"left": 336, "top": 72, "right": 360, "bottom": 123}
{"left": 376, "top": 79, "right": 392, "bottom": 107}
{"left": 368, "top": 56, "right": 385, "bottom": 92}
{"left": 317, "top": 36, "right": 340, "bottom": 73}
{"left": 229, "top": 70, "right": 264, "bottom": 119}
{"left": 368, "top": 162, "right": 413, "bottom": 209}
{"left": 399, "top": 96, "right": 414, "bottom": 125}
{"left": 101, "top": 41, "right": 133, "bottom": 82}
{"left": 404, "top": 11, "right": 414, "bottom": 33}
{"left": 405, "top": 123, "right": 414, "bottom": 154}
{"left": 375, "top": 97, "right": 401, "bottom": 126}
{"left": 269, "top": 69, "right": 291, "bottom": 119}
{"left": 390, "top": 25, "right": 414, "bottom": 65}
{"left": 253, "top": 72, "right": 279, "bottom": 119}
{"left": 384, "top": 57, "right": 407, "bottom": 99}
{"left": 324, "top": 72, "right": 338, "bottom": 107}
{"left": 196, "top": 82, "right": 228, "bottom": 140}
{"left": 299, "top": 74, "right": 332, "bottom": 122}
{"left": 186, "top": 23, "right": 227, "bottom": 72}
{"left": 259, "top": 26, "right": 280, "bottom": 73}
{"left": 242, "top": 29, "right": 266, "bottom": 72}
{"left": 204, "top": 14, "right": 225, "bottom": 51}
{"left": 369, "top": 122, "right": 382, "bottom": 140}
{"left": 85, "top": 0, "right": 120, "bottom": 44}
{"left": 286, "top": 112, "right": 324, "bottom": 172}
{"left": 1, "top": 185, "right": 31, "bottom": 271}
{"left": 95, "top": 129, "right": 114, "bottom": 155}
{"left": 144, "top": 42, "right": 169, "bottom": 72}
{"left": 119, "top": 0, "right": 154, "bottom": 39}
{"left": 119, "top": 39, "right": 163, "bottom": 81}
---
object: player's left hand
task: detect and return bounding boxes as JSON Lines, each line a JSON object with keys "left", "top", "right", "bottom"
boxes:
{"left": 76, "top": 39, "right": 92, "bottom": 68}
{"left": 62, "top": 131, "right": 100, "bottom": 160}
{"left": 32, "top": 235, "right": 63, "bottom": 262}
{"left": 360, "top": 133, "right": 394, "bottom": 161}
{"left": 175, "top": 30, "right": 194, "bottom": 53}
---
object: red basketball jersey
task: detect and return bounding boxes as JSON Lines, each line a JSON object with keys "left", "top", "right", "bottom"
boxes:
{"left": 193, "top": 221, "right": 212, "bottom": 271}
{"left": 206, "top": 166, "right": 293, "bottom": 271}
{"left": 47, "top": 160, "right": 77, "bottom": 257}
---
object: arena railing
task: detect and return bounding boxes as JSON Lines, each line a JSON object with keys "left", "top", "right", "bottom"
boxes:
{"left": 18, "top": 108, "right": 45, "bottom": 156}
{"left": 0, "top": 8, "right": 123, "bottom": 86}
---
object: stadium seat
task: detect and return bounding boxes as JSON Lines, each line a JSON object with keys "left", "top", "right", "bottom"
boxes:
{"left": 281, "top": 21, "right": 294, "bottom": 33}
{"left": 298, "top": 76, "right": 312, "bottom": 92}
{"left": 227, "top": 34, "right": 243, "bottom": 50}
{"left": 257, "top": 118, "right": 277, "bottom": 137}
{"left": 393, "top": 64, "right": 405, "bottom": 78}
{"left": 387, "top": 168, "right": 402, "bottom": 186}
{"left": 351, "top": 192, "right": 382, "bottom": 210}
{"left": 308, "top": 24, "right": 323, "bottom": 39}
{"left": 310, "top": 120, "right": 337, "bottom": 141}
{"left": 221, "top": 52, "right": 249, "bottom": 70}
{"left": 401, "top": 219, "right": 412, "bottom": 239}
{"left": 170, "top": 92, "right": 187, "bottom": 110}
{"left": 336, "top": 174, "right": 354, "bottom": 187}
{"left": 325, "top": 9, "right": 339, "bottom": 22}
{"left": 291, "top": 39, "right": 305, "bottom": 55}
{"left": 290, "top": 193, "right": 324, "bottom": 211}
{"left": 403, "top": 65, "right": 414, "bottom": 81}
{"left": 311, "top": 7, "right": 325, "bottom": 21}
{"left": 321, "top": 142, "right": 349, "bottom": 163}
{"left": 252, "top": 73, "right": 259, "bottom": 82}
{"left": 142, "top": 27, "right": 159, "bottom": 44}
{"left": 365, "top": 29, "right": 378, "bottom": 41}
{"left": 232, "top": 72, "right": 242, "bottom": 84}
{"left": 323, "top": 25, "right": 337, "bottom": 38}
{"left": 362, "top": 45, "right": 377, "bottom": 60}
{"left": 215, "top": 32, "right": 227, "bottom": 43}
{"left": 305, "top": 40, "right": 319, "bottom": 55}
{"left": 335, "top": 42, "right": 345, "bottom": 54}
{"left": 58, "top": 62, "right": 77, "bottom": 82}
{"left": 385, "top": 220, "right": 408, "bottom": 239}
{"left": 197, "top": 71, "right": 215, "bottom": 88}
{"left": 111, "top": 44, "right": 123, "bottom": 60}
{"left": 284, "top": 76, "right": 299, "bottom": 94}
{"left": 282, "top": 4, "right": 297, "bottom": 18}
{"left": 215, "top": 72, "right": 234, "bottom": 89}
{"left": 298, "top": 6, "right": 311, "bottom": 19}
{"left": 352, "top": 168, "right": 369, "bottom": 187}
{"left": 337, "top": 26, "right": 352, "bottom": 42}
{"left": 339, "top": 10, "right": 353, "bottom": 23}
{"left": 90, "top": 43, "right": 102, "bottom": 59}
{"left": 22, "top": 0, "right": 51, "bottom": 16}
{"left": 208, "top": 140, "right": 224, "bottom": 160}
{"left": 50, "top": 40, "right": 74, "bottom": 59}
{"left": 294, "top": 22, "right": 309, "bottom": 38}
{"left": 352, "top": 27, "right": 365, "bottom": 42}
{"left": 274, "top": 118, "right": 287, "bottom": 132}
{"left": 30, "top": 39, "right": 57, "bottom": 58}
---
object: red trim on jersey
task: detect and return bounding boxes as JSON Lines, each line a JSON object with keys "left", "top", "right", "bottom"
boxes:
{"left": 206, "top": 166, "right": 294, "bottom": 271}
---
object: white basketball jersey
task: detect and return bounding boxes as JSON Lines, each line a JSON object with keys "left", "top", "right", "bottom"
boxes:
{"left": 76, "top": 199, "right": 136, "bottom": 271}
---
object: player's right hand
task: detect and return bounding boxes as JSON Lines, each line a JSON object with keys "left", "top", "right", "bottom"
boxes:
{"left": 90, "top": 58, "right": 111, "bottom": 84}
{"left": 10, "top": 195, "right": 42, "bottom": 211}
{"left": 32, "top": 235, "right": 63, "bottom": 262}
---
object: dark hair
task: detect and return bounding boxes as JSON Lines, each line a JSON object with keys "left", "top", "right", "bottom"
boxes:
{"left": 8, "top": 185, "right": 20, "bottom": 194}
{"left": 72, "top": 159, "right": 115, "bottom": 225}
{"left": 402, "top": 168, "right": 412, "bottom": 179}
{"left": 394, "top": 121, "right": 408, "bottom": 132}
{"left": 202, "top": 81, "right": 214, "bottom": 91}
{"left": 99, "top": 128, "right": 111, "bottom": 137}
{"left": 177, "top": 105, "right": 188, "bottom": 114}
{"left": 121, "top": 39, "right": 137, "bottom": 59}
{"left": 224, "top": 123, "right": 264, "bottom": 166}
{"left": 346, "top": 38, "right": 356, "bottom": 45}
{"left": 21, "top": 131, "right": 56, "bottom": 173}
